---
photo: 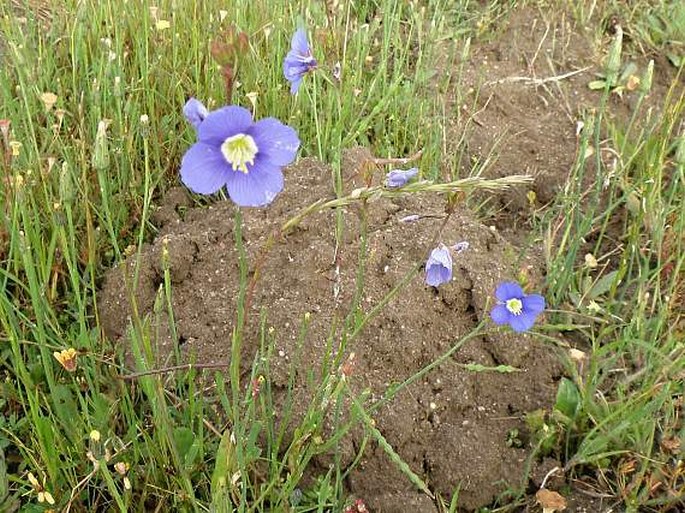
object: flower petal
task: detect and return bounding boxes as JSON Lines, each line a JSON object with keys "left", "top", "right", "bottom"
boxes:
{"left": 180, "top": 143, "right": 231, "bottom": 194}
{"left": 198, "top": 106, "right": 253, "bottom": 146}
{"left": 249, "top": 118, "right": 300, "bottom": 166}
{"left": 291, "top": 28, "right": 311, "bottom": 55}
{"left": 425, "top": 244, "right": 453, "bottom": 287}
{"left": 490, "top": 304, "right": 511, "bottom": 325}
{"left": 289, "top": 75, "right": 303, "bottom": 94}
{"left": 283, "top": 59, "right": 312, "bottom": 93}
{"left": 427, "top": 266, "right": 451, "bottom": 286}
{"left": 385, "top": 168, "right": 419, "bottom": 188}
{"left": 509, "top": 313, "right": 537, "bottom": 333}
{"left": 431, "top": 244, "right": 453, "bottom": 268}
{"left": 225, "top": 159, "right": 284, "bottom": 207}
{"left": 522, "top": 294, "right": 545, "bottom": 315}
{"left": 495, "top": 281, "right": 524, "bottom": 302}
{"left": 183, "top": 98, "right": 208, "bottom": 130}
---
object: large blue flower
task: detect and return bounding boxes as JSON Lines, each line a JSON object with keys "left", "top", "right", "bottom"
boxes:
{"left": 425, "top": 244, "right": 453, "bottom": 287}
{"left": 490, "top": 281, "right": 545, "bottom": 333}
{"left": 283, "top": 28, "right": 317, "bottom": 94}
{"left": 180, "top": 105, "right": 300, "bottom": 207}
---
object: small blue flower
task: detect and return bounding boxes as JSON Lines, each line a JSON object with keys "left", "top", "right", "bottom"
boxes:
{"left": 490, "top": 281, "right": 545, "bottom": 333}
{"left": 425, "top": 244, "right": 453, "bottom": 287}
{"left": 283, "top": 28, "right": 317, "bottom": 94}
{"left": 385, "top": 168, "right": 419, "bottom": 188}
{"left": 452, "top": 241, "right": 469, "bottom": 253}
{"left": 399, "top": 214, "right": 421, "bottom": 223}
{"left": 180, "top": 105, "right": 300, "bottom": 207}
{"left": 183, "top": 98, "right": 209, "bottom": 130}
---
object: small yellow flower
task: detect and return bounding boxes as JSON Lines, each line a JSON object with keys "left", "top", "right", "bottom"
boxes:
{"left": 53, "top": 348, "right": 78, "bottom": 372}
{"left": 89, "top": 429, "right": 101, "bottom": 442}
{"left": 569, "top": 348, "right": 587, "bottom": 363}
{"left": 156, "top": 19, "right": 171, "bottom": 31}
{"left": 625, "top": 75, "right": 640, "bottom": 91}
{"left": 9, "top": 140, "right": 22, "bottom": 156}
{"left": 584, "top": 253, "right": 598, "bottom": 269}
{"left": 40, "top": 92, "right": 58, "bottom": 111}
{"left": 114, "top": 461, "right": 129, "bottom": 475}
{"left": 27, "top": 472, "right": 56, "bottom": 505}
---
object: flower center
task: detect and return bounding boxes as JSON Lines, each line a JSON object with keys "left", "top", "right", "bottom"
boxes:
{"left": 505, "top": 298, "right": 523, "bottom": 316}
{"left": 221, "top": 133, "right": 258, "bottom": 174}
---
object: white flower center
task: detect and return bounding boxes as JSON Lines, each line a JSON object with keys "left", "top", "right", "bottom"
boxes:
{"left": 221, "top": 133, "right": 258, "bottom": 174}
{"left": 505, "top": 298, "right": 523, "bottom": 316}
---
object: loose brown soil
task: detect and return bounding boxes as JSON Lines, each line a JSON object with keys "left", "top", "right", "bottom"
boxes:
{"left": 453, "top": 7, "right": 673, "bottom": 226}
{"left": 100, "top": 155, "right": 565, "bottom": 511}
{"left": 98, "top": 5, "right": 678, "bottom": 513}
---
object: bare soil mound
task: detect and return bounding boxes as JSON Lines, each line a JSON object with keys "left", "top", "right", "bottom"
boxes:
{"left": 455, "top": 7, "right": 673, "bottom": 220}
{"left": 99, "top": 156, "right": 563, "bottom": 511}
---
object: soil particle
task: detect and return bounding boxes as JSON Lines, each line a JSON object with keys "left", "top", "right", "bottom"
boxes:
{"left": 99, "top": 155, "right": 563, "bottom": 511}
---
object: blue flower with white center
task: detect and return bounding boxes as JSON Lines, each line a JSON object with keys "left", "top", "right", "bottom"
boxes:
{"left": 385, "top": 167, "right": 419, "bottom": 188}
{"left": 425, "top": 244, "right": 453, "bottom": 287}
{"left": 180, "top": 105, "right": 300, "bottom": 207}
{"left": 283, "top": 28, "right": 317, "bottom": 94}
{"left": 183, "top": 98, "right": 209, "bottom": 130}
{"left": 490, "top": 281, "right": 545, "bottom": 333}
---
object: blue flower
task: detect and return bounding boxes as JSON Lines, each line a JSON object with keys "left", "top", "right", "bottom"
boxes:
{"left": 452, "top": 241, "right": 469, "bottom": 253}
{"left": 180, "top": 105, "right": 300, "bottom": 207}
{"left": 490, "top": 281, "right": 545, "bottom": 333}
{"left": 283, "top": 28, "right": 317, "bottom": 94}
{"left": 183, "top": 98, "right": 209, "bottom": 129}
{"left": 385, "top": 167, "right": 419, "bottom": 188}
{"left": 425, "top": 244, "right": 453, "bottom": 287}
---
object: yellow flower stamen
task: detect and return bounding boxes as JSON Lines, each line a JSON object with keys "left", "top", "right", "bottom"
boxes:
{"left": 221, "top": 133, "right": 258, "bottom": 174}
{"left": 505, "top": 298, "right": 523, "bottom": 316}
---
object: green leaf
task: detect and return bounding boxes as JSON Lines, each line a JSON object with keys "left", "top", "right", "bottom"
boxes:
{"left": 618, "top": 61, "right": 638, "bottom": 83}
{"left": 589, "top": 270, "right": 619, "bottom": 299}
{"left": 554, "top": 378, "right": 580, "bottom": 420}
{"left": 52, "top": 384, "right": 81, "bottom": 445}
{"left": 173, "top": 427, "right": 195, "bottom": 466}
{"left": 34, "top": 416, "right": 58, "bottom": 481}
{"left": 667, "top": 53, "right": 684, "bottom": 67}
{"left": 211, "top": 430, "right": 235, "bottom": 508}
{"left": 0, "top": 446, "right": 8, "bottom": 505}
{"left": 588, "top": 79, "right": 608, "bottom": 90}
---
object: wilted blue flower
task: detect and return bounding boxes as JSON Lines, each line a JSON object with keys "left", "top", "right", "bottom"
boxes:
{"left": 385, "top": 167, "right": 419, "bottom": 188}
{"left": 180, "top": 105, "right": 300, "bottom": 207}
{"left": 399, "top": 214, "right": 421, "bottom": 223}
{"left": 283, "top": 28, "right": 317, "bottom": 94}
{"left": 183, "top": 98, "right": 209, "bottom": 129}
{"left": 452, "top": 241, "right": 469, "bottom": 253}
{"left": 425, "top": 244, "right": 453, "bottom": 287}
{"left": 490, "top": 281, "right": 545, "bottom": 333}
